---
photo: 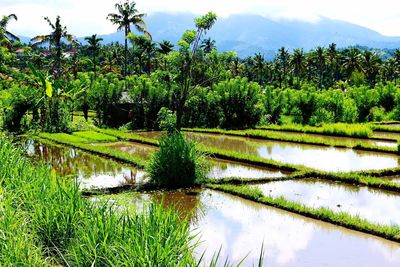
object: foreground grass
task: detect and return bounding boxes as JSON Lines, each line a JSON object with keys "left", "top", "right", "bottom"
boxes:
{"left": 257, "top": 123, "right": 372, "bottom": 138}
{"left": 0, "top": 138, "right": 203, "bottom": 266}
{"left": 207, "top": 184, "right": 400, "bottom": 242}
{"left": 185, "top": 128, "right": 398, "bottom": 154}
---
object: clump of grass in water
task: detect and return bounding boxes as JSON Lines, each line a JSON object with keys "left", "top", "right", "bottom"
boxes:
{"left": 147, "top": 132, "right": 208, "bottom": 187}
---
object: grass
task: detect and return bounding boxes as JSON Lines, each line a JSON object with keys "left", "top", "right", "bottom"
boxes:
{"left": 184, "top": 128, "right": 398, "bottom": 154}
{"left": 207, "top": 184, "right": 400, "bottom": 242}
{"left": 95, "top": 128, "right": 158, "bottom": 146}
{"left": 147, "top": 132, "right": 207, "bottom": 187}
{"left": 1, "top": 136, "right": 265, "bottom": 266}
{"left": 72, "top": 130, "right": 118, "bottom": 142}
{"left": 257, "top": 123, "right": 372, "bottom": 138}
{"left": 371, "top": 124, "right": 400, "bottom": 133}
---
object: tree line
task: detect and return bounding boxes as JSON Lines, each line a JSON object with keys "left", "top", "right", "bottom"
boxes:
{"left": 2, "top": 1, "right": 400, "bottom": 133}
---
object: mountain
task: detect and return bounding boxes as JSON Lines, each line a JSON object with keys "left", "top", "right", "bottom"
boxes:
{"left": 52, "top": 13, "right": 400, "bottom": 59}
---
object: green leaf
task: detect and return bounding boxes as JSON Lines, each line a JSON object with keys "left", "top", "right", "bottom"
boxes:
{"left": 45, "top": 80, "right": 52, "bottom": 98}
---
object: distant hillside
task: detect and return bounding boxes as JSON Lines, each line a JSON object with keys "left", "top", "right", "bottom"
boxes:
{"left": 24, "top": 13, "right": 400, "bottom": 59}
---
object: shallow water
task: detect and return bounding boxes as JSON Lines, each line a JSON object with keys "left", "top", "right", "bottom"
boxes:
{"left": 98, "top": 140, "right": 289, "bottom": 179}
{"left": 102, "top": 189, "right": 400, "bottom": 266}
{"left": 254, "top": 178, "right": 400, "bottom": 226}
{"left": 24, "top": 140, "right": 146, "bottom": 189}
{"left": 372, "top": 131, "right": 400, "bottom": 140}
{"left": 261, "top": 129, "right": 397, "bottom": 148}
{"left": 184, "top": 132, "right": 400, "bottom": 172}
{"left": 97, "top": 141, "right": 156, "bottom": 159}
{"left": 208, "top": 159, "right": 289, "bottom": 179}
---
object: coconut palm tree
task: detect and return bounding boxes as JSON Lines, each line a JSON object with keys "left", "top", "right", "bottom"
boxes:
{"left": 200, "top": 38, "right": 216, "bottom": 54}
{"left": 0, "top": 14, "right": 19, "bottom": 46}
{"left": 311, "top": 46, "right": 326, "bottom": 90}
{"left": 276, "top": 47, "right": 289, "bottom": 88}
{"left": 252, "top": 53, "right": 265, "bottom": 85}
{"left": 157, "top": 40, "right": 174, "bottom": 55}
{"left": 31, "top": 16, "right": 78, "bottom": 77}
{"left": 84, "top": 34, "right": 103, "bottom": 78}
{"left": 342, "top": 47, "right": 363, "bottom": 79}
{"left": 361, "top": 50, "right": 380, "bottom": 86}
{"left": 107, "top": 0, "right": 148, "bottom": 78}
{"left": 327, "top": 43, "right": 339, "bottom": 85}
{"left": 290, "top": 48, "right": 306, "bottom": 89}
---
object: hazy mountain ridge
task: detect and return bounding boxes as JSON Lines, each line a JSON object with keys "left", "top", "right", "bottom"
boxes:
{"left": 19, "top": 13, "right": 400, "bottom": 59}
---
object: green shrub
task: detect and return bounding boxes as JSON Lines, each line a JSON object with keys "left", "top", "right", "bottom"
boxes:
{"left": 147, "top": 132, "right": 207, "bottom": 187}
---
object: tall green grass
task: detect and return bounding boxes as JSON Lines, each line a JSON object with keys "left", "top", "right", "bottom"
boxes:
{"left": 258, "top": 123, "right": 372, "bottom": 138}
{"left": 0, "top": 138, "right": 196, "bottom": 265}
{"left": 147, "top": 132, "right": 208, "bottom": 187}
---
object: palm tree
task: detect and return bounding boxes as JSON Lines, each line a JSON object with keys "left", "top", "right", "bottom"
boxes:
{"left": 276, "top": 47, "right": 289, "bottom": 88}
{"left": 380, "top": 58, "right": 398, "bottom": 84}
{"left": 200, "top": 38, "right": 216, "bottom": 54}
{"left": 107, "top": 0, "right": 148, "bottom": 78}
{"left": 327, "top": 43, "right": 339, "bottom": 85}
{"left": 361, "top": 50, "right": 380, "bottom": 86}
{"left": 311, "top": 46, "right": 326, "bottom": 90}
{"left": 342, "top": 47, "right": 363, "bottom": 79}
{"left": 157, "top": 40, "right": 174, "bottom": 55}
{"left": 0, "top": 14, "right": 19, "bottom": 46}
{"left": 31, "top": 16, "right": 78, "bottom": 77}
{"left": 84, "top": 34, "right": 103, "bottom": 78}
{"left": 290, "top": 48, "right": 306, "bottom": 89}
{"left": 252, "top": 53, "right": 265, "bottom": 85}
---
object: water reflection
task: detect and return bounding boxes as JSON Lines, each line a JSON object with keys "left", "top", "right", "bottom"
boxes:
{"left": 185, "top": 132, "right": 400, "bottom": 172}
{"left": 102, "top": 189, "right": 400, "bottom": 266}
{"left": 97, "top": 141, "right": 156, "bottom": 159}
{"left": 255, "top": 179, "right": 400, "bottom": 226}
{"left": 261, "top": 130, "right": 397, "bottom": 148}
{"left": 24, "top": 139, "right": 147, "bottom": 189}
{"left": 372, "top": 131, "right": 400, "bottom": 140}
{"left": 208, "top": 159, "right": 290, "bottom": 179}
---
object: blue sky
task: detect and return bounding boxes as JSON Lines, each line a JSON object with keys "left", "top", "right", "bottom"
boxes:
{"left": 1, "top": 0, "right": 400, "bottom": 37}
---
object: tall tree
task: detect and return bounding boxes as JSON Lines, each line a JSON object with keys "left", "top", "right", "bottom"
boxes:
{"left": 0, "top": 14, "right": 19, "bottom": 46}
{"left": 252, "top": 53, "right": 265, "bottom": 85}
{"left": 361, "top": 50, "right": 380, "bottom": 86}
{"left": 173, "top": 12, "right": 217, "bottom": 130}
{"left": 200, "top": 38, "right": 216, "bottom": 54}
{"left": 157, "top": 40, "right": 174, "bottom": 55}
{"left": 290, "top": 48, "right": 306, "bottom": 89}
{"left": 276, "top": 47, "right": 289, "bottom": 88}
{"left": 342, "top": 47, "right": 362, "bottom": 79}
{"left": 84, "top": 34, "right": 103, "bottom": 78}
{"left": 327, "top": 43, "right": 339, "bottom": 85}
{"left": 311, "top": 46, "right": 326, "bottom": 90}
{"left": 107, "top": 0, "right": 148, "bottom": 78}
{"left": 31, "top": 16, "right": 77, "bottom": 77}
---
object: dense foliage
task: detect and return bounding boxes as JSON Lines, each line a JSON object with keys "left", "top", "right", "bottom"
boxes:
{"left": 2, "top": 1, "right": 400, "bottom": 133}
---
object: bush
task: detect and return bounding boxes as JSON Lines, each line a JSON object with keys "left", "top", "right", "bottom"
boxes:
{"left": 147, "top": 132, "right": 207, "bottom": 187}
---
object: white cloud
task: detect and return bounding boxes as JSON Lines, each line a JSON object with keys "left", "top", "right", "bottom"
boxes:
{"left": 1, "top": 0, "right": 400, "bottom": 37}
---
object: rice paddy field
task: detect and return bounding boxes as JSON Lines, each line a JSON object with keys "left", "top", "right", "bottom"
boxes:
{"left": 8, "top": 123, "right": 400, "bottom": 266}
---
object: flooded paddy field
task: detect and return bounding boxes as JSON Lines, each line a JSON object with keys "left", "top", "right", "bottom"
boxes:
{"left": 98, "top": 189, "right": 400, "bottom": 267}
{"left": 253, "top": 178, "right": 400, "bottom": 226}
{"left": 94, "top": 140, "right": 290, "bottom": 180}
{"left": 182, "top": 132, "right": 400, "bottom": 172}
{"left": 372, "top": 131, "right": 400, "bottom": 140}
{"left": 24, "top": 139, "right": 147, "bottom": 189}
{"left": 259, "top": 129, "right": 397, "bottom": 148}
